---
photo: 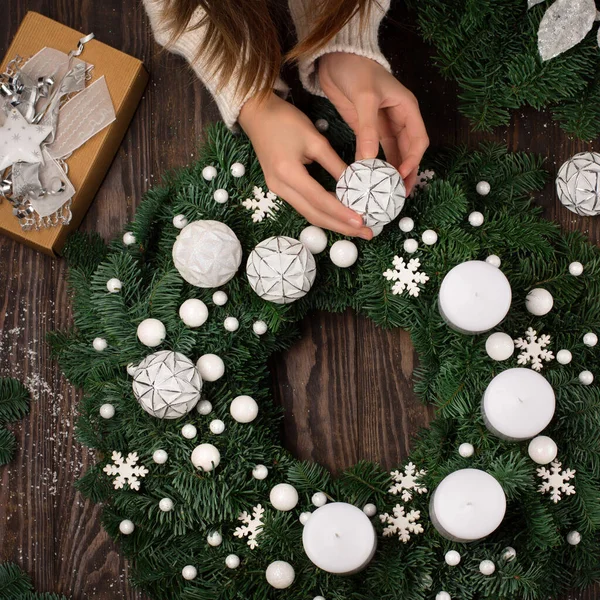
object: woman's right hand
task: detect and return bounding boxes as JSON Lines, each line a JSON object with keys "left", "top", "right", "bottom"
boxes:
{"left": 238, "top": 93, "right": 373, "bottom": 240}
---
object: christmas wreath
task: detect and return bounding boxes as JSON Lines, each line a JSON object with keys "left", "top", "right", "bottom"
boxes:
{"left": 50, "top": 114, "right": 600, "bottom": 600}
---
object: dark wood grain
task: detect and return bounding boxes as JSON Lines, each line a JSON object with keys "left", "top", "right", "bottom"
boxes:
{"left": 0, "top": 1, "right": 598, "bottom": 599}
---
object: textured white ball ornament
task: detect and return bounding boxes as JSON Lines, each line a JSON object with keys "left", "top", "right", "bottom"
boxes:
{"left": 123, "top": 231, "right": 136, "bottom": 246}
{"left": 300, "top": 225, "right": 328, "bottom": 254}
{"left": 399, "top": 217, "right": 414, "bottom": 232}
{"left": 197, "top": 400, "right": 213, "bottom": 415}
{"left": 230, "top": 162, "right": 245, "bottom": 177}
{"left": 312, "top": 492, "right": 327, "bottom": 507}
{"left": 330, "top": 240, "right": 358, "bottom": 268}
{"left": 207, "top": 531, "right": 223, "bottom": 546}
{"left": 270, "top": 483, "right": 299, "bottom": 511}
{"left": 556, "top": 152, "right": 600, "bottom": 216}
{"left": 468, "top": 211, "right": 485, "bottom": 227}
{"left": 299, "top": 512, "right": 311, "bottom": 525}
{"left": 314, "top": 596, "right": 326, "bottom": 600}
{"left": 182, "top": 565, "right": 197, "bottom": 580}
{"left": 173, "top": 214, "right": 188, "bottom": 229}
{"left": 191, "top": 443, "right": 221, "bottom": 471}
{"left": 252, "top": 464, "right": 269, "bottom": 480}
{"left": 525, "top": 288, "right": 554, "bottom": 316}
{"left": 579, "top": 370, "right": 594, "bottom": 385}
{"left": 127, "top": 363, "right": 137, "bottom": 376}
{"left": 119, "top": 520, "right": 135, "bottom": 535}
{"left": 253, "top": 320, "right": 268, "bottom": 336}
{"left": 458, "top": 442, "right": 475, "bottom": 458}
{"left": 152, "top": 449, "right": 168, "bottom": 464}
{"left": 196, "top": 354, "right": 225, "bottom": 382}
{"left": 173, "top": 220, "right": 242, "bottom": 289}
{"left": 181, "top": 424, "right": 197, "bottom": 439}
{"left": 556, "top": 349, "right": 573, "bottom": 365}
{"left": 133, "top": 351, "right": 202, "bottom": 419}
{"left": 315, "top": 118, "right": 329, "bottom": 132}
{"left": 528, "top": 436, "right": 558, "bottom": 465}
{"left": 209, "top": 419, "right": 225, "bottom": 434}
{"left": 569, "top": 261, "right": 584, "bottom": 276}
{"left": 403, "top": 238, "right": 418, "bottom": 254}
{"left": 502, "top": 547, "right": 517, "bottom": 562}
{"left": 137, "top": 318, "right": 166, "bottom": 347}
{"left": 223, "top": 317, "right": 239, "bottom": 332}
{"left": 479, "top": 560, "right": 495, "bottom": 575}
{"left": 202, "top": 165, "right": 217, "bottom": 181}
{"left": 99, "top": 404, "right": 115, "bottom": 419}
{"left": 230, "top": 395, "right": 259, "bottom": 423}
{"left": 363, "top": 503, "right": 377, "bottom": 517}
{"left": 106, "top": 278, "right": 122, "bottom": 293}
{"left": 436, "top": 592, "right": 451, "bottom": 600}
{"left": 266, "top": 561, "right": 295, "bottom": 589}
{"left": 159, "top": 498, "right": 174, "bottom": 512}
{"left": 248, "top": 236, "right": 317, "bottom": 303}
{"left": 225, "top": 554, "right": 240, "bottom": 569}
{"left": 212, "top": 291, "right": 228, "bottom": 306}
{"left": 213, "top": 188, "right": 229, "bottom": 204}
{"left": 93, "top": 337, "right": 107, "bottom": 352}
{"left": 444, "top": 550, "right": 461, "bottom": 566}
{"left": 336, "top": 158, "right": 406, "bottom": 229}
{"left": 486, "top": 255, "right": 501, "bottom": 268}
{"left": 583, "top": 332, "right": 598, "bottom": 347}
{"left": 422, "top": 229, "right": 438, "bottom": 245}
{"left": 485, "top": 332, "right": 515, "bottom": 361}
{"left": 567, "top": 531, "right": 582, "bottom": 545}
{"left": 179, "top": 299, "right": 209, "bottom": 328}
{"left": 476, "top": 181, "right": 491, "bottom": 196}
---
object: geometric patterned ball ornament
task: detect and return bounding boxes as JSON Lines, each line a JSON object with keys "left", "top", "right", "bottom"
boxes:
{"left": 246, "top": 236, "right": 316, "bottom": 304}
{"left": 336, "top": 158, "right": 406, "bottom": 229}
{"left": 172, "top": 220, "right": 243, "bottom": 288}
{"left": 556, "top": 152, "right": 600, "bottom": 216}
{"left": 132, "top": 350, "right": 202, "bottom": 419}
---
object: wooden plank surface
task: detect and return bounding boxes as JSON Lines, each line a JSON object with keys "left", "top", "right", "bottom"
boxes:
{"left": 0, "top": 2, "right": 598, "bottom": 599}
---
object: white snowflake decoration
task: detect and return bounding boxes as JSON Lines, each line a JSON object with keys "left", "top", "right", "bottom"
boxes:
{"left": 242, "top": 186, "right": 281, "bottom": 222}
{"left": 234, "top": 504, "right": 265, "bottom": 549}
{"left": 411, "top": 169, "right": 435, "bottom": 196}
{"left": 514, "top": 327, "right": 555, "bottom": 371}
{"left": 537, "top": 460, "right": 576, "bottom": 503}
{"left": 103, "top": 451, "right": 149, "bottom": 491}
{"left": 389, "top": 462, "right": 428, "bottom": 502}
{"left": 379, "top": 504, "right": 423, "bottom": 542}
{"left": 383, "top": 256, "right": 429, "bottom": 297}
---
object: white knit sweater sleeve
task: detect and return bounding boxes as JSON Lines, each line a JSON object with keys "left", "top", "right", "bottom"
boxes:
{"left": 289, "top": 0, "right": 392, "bottom": 97}
{"left": 142, "top": 0, "right": 289, "bottom": 127}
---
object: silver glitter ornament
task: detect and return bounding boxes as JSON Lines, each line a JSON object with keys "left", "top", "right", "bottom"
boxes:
{"left": 556, "top": 152, "right": 600, "bottom": 216}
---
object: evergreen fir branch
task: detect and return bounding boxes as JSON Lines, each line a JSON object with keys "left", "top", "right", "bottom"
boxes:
{"left": 0, "top": 377, "right": 30, "bottom": 423}
{"left": 0, "top": 563, "right": 33, "bottom": 599}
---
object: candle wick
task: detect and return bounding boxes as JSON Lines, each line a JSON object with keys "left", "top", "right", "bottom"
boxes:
{"left": 335, "top": 533, "right": 340, "bottom": 538}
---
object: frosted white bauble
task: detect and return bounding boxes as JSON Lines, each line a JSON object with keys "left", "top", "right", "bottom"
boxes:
{"left": 182, "top": 565, "right": 197, "bottom": 580}
{"left": 191, "top": 443, "right": 221, "bottom": 471}
{"left": 469, "top": 211, "right": 484, "bottom": 227}
{"left": 248, "top": 236, "right": 317, "bottom": 303}
{"left": 486, "top": 255, "right": 501, "bottom": 268}
{"left": 153, "top": 449, "right": 168, "bottom": 464}
{"left": 253, "top": 464, "right": 269, "bottom": 480}
{"left": 299, "top": 512, "right": 311, "bottom": 525}
{"left": 133, "top": 350, "right": 202, "bottom": 419}
{"left": 579, "top": 370, "right": 594, "bottom": 385}
{"left": 300, "top": 225, "right": 328, "bottom": 254}
{"left": 213, "top": 188, "right": 229, "bottom": 204}
{"left": 330, "top": 240, "right": 358, "bottom": 268}
{"left": 93, "top": 337, "right": 107, "bottom": 352}
{"left": 479, "top": 560, "right": 495, "bottom": 575}
{"left": 106, "top": 278, "right": 122, "bottom": 293}
{"left": 197, "top": 400, "right": 213, "bottom": 415}
{"left": 527, "top": 436, "right": 558, "bottom": 465}
{"left": 100, "top": 404, "right": 115, "bottom": 419}
{"left": 207, "top": 531, "right": 223, "bottom": 546}
{"left": 212, "top": 291, "right": 228, "bottom": 306}
{"left": 179, "top": 299, "right": 209, "bottom": 328}
{"left": 436, "top": 592, "right": 451, "bottom": 600}
{"left": 315, "top": 118, "right": 329, "bottom": 132}
{"left": 556, "top": 152, "right": 600, "bottom": 216}
{"left": 567, "top": 531, "right": 581, "bottom": 545}
{"left": 202, "top": 165, "right": 217, "bottom": 181}
{"left": 209, "top": 419, "right": 225, "bottom": 434}
{"left": 312, "top": 492, "right": 327, "bottom": 507}
{"left": 159, "top": 498, "right": 174, "bottom": 512}
{"left": 230, "top": 163, "right": 246, "bottom": 177}
{"left": 336, "top": 158, "right": 406, "bottom": 229}
{"left": 230, "top": 395, "right": 259, "bottom": 423}
{"left": 173, "top": 214, "right": 188, "bottom": 229}
{"left": 502, "top": 547, "right": 517, "bottom": 562}
{"left": 422, "top": 229, "right": 438, "bottom": 245}
{"left": 485, "top": 332, "right": 515, "bottom": 361}
{"left": 173, "top": 220, "right": 242, "bottom": 288}
{"left": 556, "top": 349, "right": 572, "bottom": 365}
{"left": 314, "top": 596, "right": 326, "bottom": 600}
{"left": 458, "top": 442, "right": 475, "bottom": 458}
{"left": 270, "top": 483, "right": 299, "bottom": 511}
{"left": 253, "top": 320, "right": 268, "bottom": 335}
{"left": 403, "top": 238, "right": 418, "bottom": 254}
{"left": 525, "top": 288, "right": 554, "bottom": 316}
{"left": 123, "top": 232, "right": 136, "bottom": 246}
{"left": 266, "top": 561, "right": 295, "bottom": 589}
{"left": 127, "top": 363, "right": 137, "bottom": 376}
{"left": 399, "top": 217, "right": 414, "bottom": 232}
{"left": 225, "top": 554, "right": 240, "bottom": 568}
{"left": 583, "top": 332, "right": 598, "bottom": 347}
{"left": 196, "top": 354, "right": 225, "bottom": 382}
{"left": 445, "top": 550, "right": 461, "bottom": 566}
{"left": 363, "top": 503, "right": 377, "bottom": 517}
{"left": 181, "top": 424, "right": 197, "bottom": 439}
{"left": 119, "top": 520, "right": 135, "bottom": 535}
{"left": 224, "top": 317, "right": 239, "bottom": 332}
{"left": 569, "top": 261, "right": 584, "bottom": 276}
{"left": 137, "top": 318, "right": 166, "bottom": 347}
{"left": 476, "top": 181, "right": 491, "bottom": 196}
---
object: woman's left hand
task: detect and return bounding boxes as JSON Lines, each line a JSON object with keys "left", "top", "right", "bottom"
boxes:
{"left": 319, "top": 52, "right": 429, "bottom": 195}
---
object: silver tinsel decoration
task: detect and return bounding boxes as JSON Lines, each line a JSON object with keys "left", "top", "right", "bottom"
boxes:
{"left": 556, "top": 152, "right": 600, "bottom": 216}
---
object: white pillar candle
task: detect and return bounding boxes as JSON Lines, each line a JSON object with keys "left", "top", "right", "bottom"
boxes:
{"left": 302, "top": 502, "right": 377, "bottom": 574}
{"left": 482, "top": 368, "right": 555, "bottom": 441}
{"left": 438, "top": 261, "right": 512, "bottom": 334}
{"left": 430, "top": 469, "right": 506, "bottom": 542}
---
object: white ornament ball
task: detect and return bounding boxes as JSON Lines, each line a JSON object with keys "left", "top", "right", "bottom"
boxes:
{"left": 485, "top": 332, "right": 515, "bottom": 361}
{"left": 153, "top": 449, "right": 168, "bottom": 464}
{"left": 336, "top": 158, "right": 406, "bottom": 229}
{"left": 312, "top": 492, "right": 327, "bottom": 507}
{"left": 196, "top": 354, "right": 225, "bottom": 382}
{"left": 213, "top": 188, "right": 229, "bottom": 204}
{"left": 93, "top": 337, "right": 107, "bottom": 352}
{"left": 363, "top": 503, "right": 377, "bottom": 517}
{"left": 314, "top": 597, "right": 326, "bottom": 600}
{"left": 224, "top": 316, "right": 239, "bottom": 332}
{"left": 436, "top": 592, "right": 451, "bottom": 600}
{"left": 127, "top": 363, "right": 137, "bottom": 376}
{"left": 253, "top": 320, "right": 268, "bottom": 336}
{"left": 123, "top": 231, "right": 136, "bottom": 246}
{"left": 212, "top": 291, "right": 228, "bottom": 306}
{"left": 486, "top": 255, "right": 501, "bottom": 268}
{"left": 225, "top": 554, "right": 240, "bottom": 569}
{"left": 133, "top": 350, "right": 202, "bottom": 419}
{"left": 173, "top": 214, "right": 188, "bottom": 229}
{"left": 444, "top": 550, "right": 461, "bottom": 566}
{"left": 179, "top": 299, "right": 209, "bottom": 328}
{"left": 159, "top": 498, "right": 174, "bottom": 512}
{"left": 173, "top": 220, "right": 242, "bottom": 288}
{"left": 403, "top": 238, "right": 419, "bottom": 254}
{"left": 458, "top": 443, "right": 475, "bottom": 458}
{"left": 476, "top": 181, "right": 491, "bottom": 196}
{"left": 252, "top": 464, "right": 269, "bottom": 480}
{"left": 479, "top": 560, "right": 495, "bottom": 576}
{"left": 502, "top": 546, "right": 517, "bottom": 562}
{"left": 202, "top": 165, "right": 217, "bottom": 181}
{"left": 230, "top": 163, "right": 245, "bottom": 177}
{"left": 119, "top": 520, "right": 135, "bottom": 535}
{"left": 266, "top": 561, "right": 295, "bottom": 589}
{"left": 106, "top": 278, "right": 122, "bottom": 293}
{"left": 556, "top": 152, "right": 600, "bottom": 216}
{"left": 230, "top": 395, "right": 259, "bottom": 423}
{"left": 207, "top": 531, "right": 222, "bottom": 546}
{"left": 567, "top": 531, "right": 582, "bottom": 545}
{"left": 300, "top": 225, "right": 328, "bottom": 254}
{"left": 399, "top": 217, "right": 414, "bottom": 232}
{"left": 191, "top": 443, "right": 221, "bottom": 471}
{"left": 209, "top": 419, "right": 225, "bottom": 434}
{"left": 299, "top": 512, "right": 311, "bottom": 525}
{"left": 569, "top": 261, "right": 584, "bottom": 276}
{"left": 197, "top": 400, "right": 213, "bottom": 415}
{"left": 422, "top": 229, "right": 438, "bottom": 245}
{"left": 137, "top": 318, "right": 166, "bottom": 347}
{"left": 525, "top": 288, "right": 554, "bottom": 316}
{"left": 583, "top": 332, "right": 598, "bottom": 347}
{"left": 468, "top": 211, "right": 485, "bottom": 227}
{"left": 248, "top": 236, "right": 316, "bottom": 303}
{"left": 556, "top": 349, "right": 573, "bottom": 365}
{"left": 315, "top": 118, "right": 329, "bottom": 132}
{"left": 579, "top": 370, "right": 594, "bottom": 385}
{"left": 99, "top": 403, "right": 115, "bottom": 419}
{"left": 181, "top": 423, "right": 197, "bottom": 439}
{"left": 330, "top": 240, "right": 358, "bottom": 268}
{"left": 182, "top": 565, "right": 197, "bottom": 580}
{"left": 270, "top": 483, "right": 299, "bottom": 511}
{"left": 527, "top": 436, "right": 558, "bottom": 465}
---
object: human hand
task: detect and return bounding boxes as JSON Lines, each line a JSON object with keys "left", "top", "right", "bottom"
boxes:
{"left": 319, "top": 53, "right": 429, "bottom": 194}
{"left": 238, "top": 93, "right": 373, "bottom": 240}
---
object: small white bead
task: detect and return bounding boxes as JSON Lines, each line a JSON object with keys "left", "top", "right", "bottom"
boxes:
{"left": 181, "top": 424, "right": 197, "bottom": 439}
{"left": 502, "top": 546, "right": 517, "bottom": 562}
{"left": 153, "top": 449, "right": 168, "bottom": 464}
{"left": 330, "top": 240, "right": 358, "bottom": 268}
{"left": 197, "top": 400, "right": 213, "bottom": 415}
{"left": 300, "top": 225, "right": 328, "bottom": 254}
{"left": 315, "top": 118, "right": 329, "bottom": 132}
{"left": 209, "top": 419, "right": 225, "bottom": 434}
{"left": 458, "top": 442, "right": 475, "bottom": 458}
{"left": 213, "top": 188, "right": 229, "bottom": 203}
{"left": 436, "top": 592, "right": 451, "bottom": 600}
{"left": 422, "top": 229, "right": 438, "bottom": 245}
{"left": 99, "top": 404, "right": 115, "bottom": 419}
{"left": 196, "top": 354, "right": 225, "bottom": 382}
{"left": 253, "top": 320, "right": 268, "bottom": 336}
{"left": 313, "top": 596, "right": 326, "bottom": 600}
{"left": 312, "top": 492, "right": 327, "bottom": 507}
{"left": 252, "top": 464, "right": 269, "bottom": 480}
{"left": 579, "top": 370, "right": 594, "bottom": 385}
{"left": 182, "top": 565, "right": 197, "bottom": 580}
{"left": 525, "top": 288, "right": 554, "bottom": 316}
{"left": 299, "top": 512, "right": 311, "bottom": 525}
{"left": 445, "top": 550, "right": 461, "bottom": 566}
{"left": 93, "top": 337, "right": 107, "bottom": 352}
{"left": 399, "top": 217, "right": 414, "bottom": 232}
{"left": 179, "top": 299, "right": 209, "bottom": 328}
{"left": 476, "top": 181, "right": 491, "bottom": 196}
{"left": 404, "top": 238, "right": 419, "bottom": 254}
{"left": 119, "top": 520, "right": 135, "bottom": 535}
{"left": 202, "top": 165, "right": 218, "bottom": 181}
{"left": 212, "top": 291, "right": 228, "bottom": 306}
{"left": 127, "top": 363, "right": 137, "bottom": 376}
{"left": 479, "top": 560, "right": 495, "bottom": 575}
{"left": 159, "top": 498, "right": 174, "bottom": 512}
{"left": 225, "top": 554, "right": 240, "bottom": 569}
{"left": 191, "top": 443, "right": 220, "bottom": 471}
{"left": 486, "top": 255, "right": 501, "bottom": 268}
{"left": 122, "top": 232, "right": 136, "bottom": 246}
{"left": 136, "top": 318, "right": 166, "bottom": 347}
{"left": 224, "top": 316, "right": 239, "bottom": 332}
{"left": 556, "top": 349, "right": 572, "bottom": 365}
{"left": 270, "top": 483, "right": 299, "bottom": 511}
{"left": 173, "top": 214, "right": 188, "bottom": 229}
{"left": 207, "top": 531, "right": 223, "bottom": 546}
{"left": 468, "top": 211, "right": 485, "bottom": 227}
{"left": 230, "top": 163, "right": 245, "bottom": 177}
{"left": 265, "top": 561, "right": 295, "bottom": 589}
{"left": 230, "top": 395, "right": 259, "bottom": 423}
{"left": 567, "top": 531, "right": 581, "bottom": 545}
{"left": 583, "top": 332, "right": 598, "bottom": 347}
{"left": 527, "top": 435, "right": 558, "bottom": 465}
{"left": 485, "top": 332, "right": 514, "bottom": 361}
{"left": 363, "top": 503, "right": 377, "bottom": 517}
{"left": 569, "top": 261, "right": 584, "bottom": 276}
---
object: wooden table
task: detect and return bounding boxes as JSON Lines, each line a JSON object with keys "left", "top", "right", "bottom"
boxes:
{"left": 0, "top": 2, "right": 598, "bottom": 598}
